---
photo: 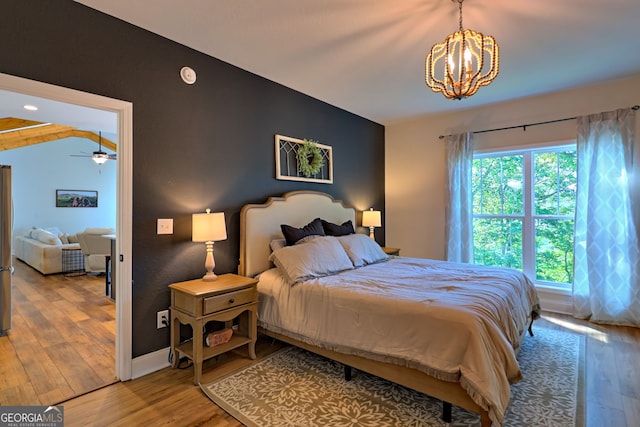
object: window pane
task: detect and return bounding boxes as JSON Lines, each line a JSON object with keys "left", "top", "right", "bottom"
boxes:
{"left": 535, "top": 219, "right": 574, "bottom": 284}
{"left": 534, "top": 150, "right": 577, "bottom": 216}
{"left": 473, "top": 218, "right": 522, "bottom": 270}
{"left": 472, "top": 146, "right": 576, "bottom": 290}
{"left": 473, "top": 155, "right": 523, "bottom": 215}
{"left": 558, "top": 151, "right": 577, "bottom": 215}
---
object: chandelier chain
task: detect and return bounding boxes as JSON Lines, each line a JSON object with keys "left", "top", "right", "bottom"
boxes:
{"left": 458, "top": 0, "right": 464, "bottom": 31}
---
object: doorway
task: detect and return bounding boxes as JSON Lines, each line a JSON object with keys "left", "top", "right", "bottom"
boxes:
{"left": 0, "top": 73, "right": 133, "bottom": 384}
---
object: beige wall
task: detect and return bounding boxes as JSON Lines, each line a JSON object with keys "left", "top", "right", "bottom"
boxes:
{"left": 385, "top": 74, "right": 640, "bottom": 260}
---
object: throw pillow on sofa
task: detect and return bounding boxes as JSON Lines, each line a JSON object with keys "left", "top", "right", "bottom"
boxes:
{"left": 44, "top": 227, "right": 69, "bottom": 244}
{"left": 29, "top": 228, "right": 63, "bottom": 245}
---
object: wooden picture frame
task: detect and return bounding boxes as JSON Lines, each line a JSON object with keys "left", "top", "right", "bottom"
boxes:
{"left": 56, "top": 189, "right": 98, "bottom": 207}
{"left": 275, "top": 134, "right": 333, "bottom": 184}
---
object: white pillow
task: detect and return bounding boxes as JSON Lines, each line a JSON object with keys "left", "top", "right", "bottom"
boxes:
{"left": 45, "top": 226, "right": 62, "bottom": 236}
{"left": 32, "top": 228, "right": 63, "bottom": 246}
{"left": 27, "top": 227, "right": 40, "bottom": 239}
{"left": 336, "top": 233, "right": 389, "bottom": 267}
{"left": 269, "top": 236, "right": 353, "bottom": 285}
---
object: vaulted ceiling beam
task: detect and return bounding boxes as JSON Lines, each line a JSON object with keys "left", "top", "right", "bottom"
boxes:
{"left": 0, "top": 117, "right": 117, "bottom": 152}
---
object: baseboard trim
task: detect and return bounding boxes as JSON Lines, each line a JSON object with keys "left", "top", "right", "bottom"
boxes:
{"left": 131, "top": 346, "right": 171, "bottom": 379}
{"left": 537, "top": 287, "right": 572, "bottom": 315}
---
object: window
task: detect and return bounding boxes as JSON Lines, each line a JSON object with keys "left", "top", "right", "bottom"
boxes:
{"left": 472, "top": 144, "right": 577, "bottom": 289}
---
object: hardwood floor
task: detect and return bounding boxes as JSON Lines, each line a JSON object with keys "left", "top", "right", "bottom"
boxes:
{"left": 57, "top": 312, "right": 639, "bottom": 427}
{"left": 0, "top": 257, "right": 116, "bottom": 406}
{"left": 62, "top": 340, "right": 286, "bottom": 427}
{"left": 541, "top": 313, "right": 640, "bottom": 427}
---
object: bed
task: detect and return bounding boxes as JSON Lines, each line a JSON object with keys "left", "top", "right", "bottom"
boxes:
{"left": 239, "top": 191, "right": 540, "bottom": 427}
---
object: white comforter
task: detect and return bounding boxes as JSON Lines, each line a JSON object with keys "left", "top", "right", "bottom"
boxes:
{"left": 257, "top": 257, "right": 540, "bottom": 426}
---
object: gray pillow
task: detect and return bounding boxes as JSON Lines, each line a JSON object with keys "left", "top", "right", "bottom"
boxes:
{"left": 270, "top": 239, "right": 287, "bottom": 252}
{"left": 336, "top": 233, "right": 389, "bottom": 267}
{"left": 269, "top": 236, "right": 354, "bottom": 285}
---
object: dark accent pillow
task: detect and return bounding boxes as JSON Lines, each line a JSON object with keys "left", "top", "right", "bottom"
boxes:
{"left": 281, "top": 218, "right": 325, "bottom": 246}
{"left": 321, "top": 219, "right": 355, "bottom": 236}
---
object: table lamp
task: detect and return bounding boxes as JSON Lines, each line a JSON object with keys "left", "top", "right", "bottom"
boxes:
{"left": 362, "top": 208, "right": 381, "bottom": 240}
{"left": 192, "top": 209, "right": 227, "bottom": 281}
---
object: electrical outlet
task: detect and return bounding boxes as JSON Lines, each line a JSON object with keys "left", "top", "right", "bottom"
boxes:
{"left": 157, "top": 310, "right": 169, "bottom": 329}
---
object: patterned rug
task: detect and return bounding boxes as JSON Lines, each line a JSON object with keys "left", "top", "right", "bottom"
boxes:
{"left": 201, "top": 325, "right": 583, "bottom": 426}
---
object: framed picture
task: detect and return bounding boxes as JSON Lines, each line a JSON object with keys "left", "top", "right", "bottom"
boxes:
{"left": 56, "top": 189, "right": 98, "bottom": 207}
{"left": 275, "top": 134, "right": 333, "bottom": 184}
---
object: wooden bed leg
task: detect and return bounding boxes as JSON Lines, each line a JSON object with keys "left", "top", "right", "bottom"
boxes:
{"left": 528, "top": 317, "right": 535, "bottom": 336}
{"left": 479, "top": 411, "right": 492, "bottom": 427}
{"left": 442, "top": 401, "right": 452, "bottom": 423}
{"left": 344, "top": 365, "right": 352, "bottom": 381}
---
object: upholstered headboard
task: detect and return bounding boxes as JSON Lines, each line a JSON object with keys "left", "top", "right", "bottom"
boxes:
{"left": 239, "top": 191, "right": 356, "bottom": 277}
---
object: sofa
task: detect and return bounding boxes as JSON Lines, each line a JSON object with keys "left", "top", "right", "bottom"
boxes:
{"left": 14, "top": 228, "right": 81, "bottom": 275}
{"left": 14, "top": 227, "right": 114, "bottom": 275}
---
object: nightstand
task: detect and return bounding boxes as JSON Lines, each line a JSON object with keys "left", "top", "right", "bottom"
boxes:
{"left": 169, "top": 274, "right": 258, "bottom": 384}
{"left": 382, "top": 247, "right": 400, "bottom": 256}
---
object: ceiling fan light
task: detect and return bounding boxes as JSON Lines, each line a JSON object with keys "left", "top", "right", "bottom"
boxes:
{"left": 92, "top": 152, "right": 109, "bottom": 165}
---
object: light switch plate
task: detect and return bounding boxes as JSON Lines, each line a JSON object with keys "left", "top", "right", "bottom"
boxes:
{"left": 157, "top": 218, "right": 173, "bottom": 235}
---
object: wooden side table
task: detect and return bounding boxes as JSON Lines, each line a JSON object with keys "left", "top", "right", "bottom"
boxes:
{"left": 382, "top": 247, "right": 400, "bottom": 256}
{"left": 169, "top": 274, "right": 258, "bottom": 384}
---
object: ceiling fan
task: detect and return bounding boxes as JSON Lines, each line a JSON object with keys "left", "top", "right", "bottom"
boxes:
{"left": 71, "top": 131, "right": 116, "bottom": 164}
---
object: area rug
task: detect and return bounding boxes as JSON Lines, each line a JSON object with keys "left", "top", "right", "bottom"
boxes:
{"left": 201, "top": 325, "right": 583, "bottom": 426}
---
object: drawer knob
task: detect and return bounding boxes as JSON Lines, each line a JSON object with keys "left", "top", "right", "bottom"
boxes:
{"left": 228, "top": 298, "right": 235, "bottom": 304}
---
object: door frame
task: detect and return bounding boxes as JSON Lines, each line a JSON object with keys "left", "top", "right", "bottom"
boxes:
{"left": 0, "top": 72, "right": 133, "bottom": 380}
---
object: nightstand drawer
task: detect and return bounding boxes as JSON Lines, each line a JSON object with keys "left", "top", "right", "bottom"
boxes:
{"left": 203, "top": 287, "right": 256, "bottom": 314}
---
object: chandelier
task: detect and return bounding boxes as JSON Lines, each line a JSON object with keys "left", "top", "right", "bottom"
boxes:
{"left": 425, "top": 0, "right": 499, "bottom": 100}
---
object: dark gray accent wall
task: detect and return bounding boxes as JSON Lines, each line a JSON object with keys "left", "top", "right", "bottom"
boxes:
{"left": 2, "top": 1, "right": 385, "bottom": 357}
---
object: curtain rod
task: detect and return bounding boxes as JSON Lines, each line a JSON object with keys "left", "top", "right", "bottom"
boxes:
{"left": 438, "top": 105, "right": 640, "bottom": 140}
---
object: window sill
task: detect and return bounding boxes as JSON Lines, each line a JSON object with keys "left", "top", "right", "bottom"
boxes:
{"left": 534, "top": 283, "right": 571, "bottom": 295}
{"left": 535, "top": 284, "right": 572, "bottom": 314}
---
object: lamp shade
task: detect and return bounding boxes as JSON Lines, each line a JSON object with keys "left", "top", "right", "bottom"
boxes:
{"left": 192, "top": 210, "right": 227, "bottom": 242}
{"left": 362, "top": 209, "right": 381, "bottom": 228}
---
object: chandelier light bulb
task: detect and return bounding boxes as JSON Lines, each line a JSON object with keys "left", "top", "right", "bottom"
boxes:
{"left": 464, "top": 48, "right": 472, "bottom": 67}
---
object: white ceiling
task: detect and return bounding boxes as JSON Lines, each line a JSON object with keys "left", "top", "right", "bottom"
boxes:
{"left": 73, "top": 0, "right": 640, "bottom": 125}
{"left": 0, "top": 89, "right": 117, "bottom": 133}
{"left": 5, "top": 1, "right": 640, "bottom": 128}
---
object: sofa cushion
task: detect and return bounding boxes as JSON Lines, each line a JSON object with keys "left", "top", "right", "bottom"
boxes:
{"left": 45, "top": 226, "right": 62, "bottom": 236}
{"left": 31, "top": 228, "right": 63, "bottom": 246}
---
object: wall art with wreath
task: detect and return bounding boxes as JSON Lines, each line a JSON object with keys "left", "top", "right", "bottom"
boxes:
{"left": 275, "top": 134, "right": 333, "bottom": 184}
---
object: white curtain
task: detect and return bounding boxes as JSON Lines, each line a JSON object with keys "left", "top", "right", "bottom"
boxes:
{"left": 573, "top": 108, "right": 640, "bottom": 326}
{"left": 445, "top": 132, "right": 474, "bottom": 263}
